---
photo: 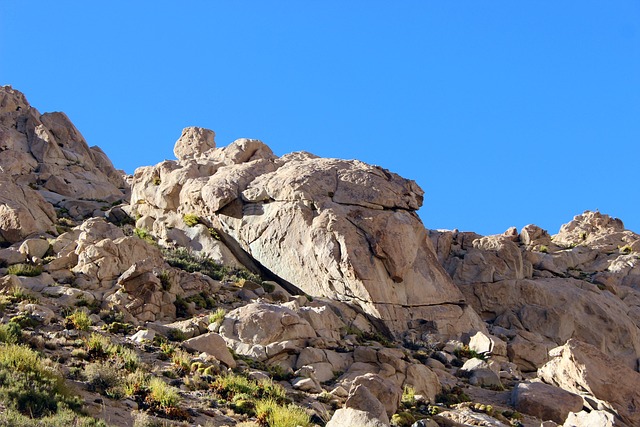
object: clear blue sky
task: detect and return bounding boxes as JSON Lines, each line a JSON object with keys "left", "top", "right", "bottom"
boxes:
{"left": 1, "top": 2, "right": 639, "bottom": 235}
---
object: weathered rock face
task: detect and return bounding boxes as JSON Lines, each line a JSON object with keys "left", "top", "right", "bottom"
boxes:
{"left": 430, "top": 211, "right": 640, "bottom": 371}
{"left": 0, "top": 86, "right": 126, "bottom": 224}
{"left": 130, "top": 129, "right": 483, "bottom": 337}
{"left": 539, "top": 339, "right": 640, "bottom": 427}
{"left": 0, "top": 179, "right": 57, "bottom": 243}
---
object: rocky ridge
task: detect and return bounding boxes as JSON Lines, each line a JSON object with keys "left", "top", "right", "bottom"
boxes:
{"left": 0, "top": 85, "right": 639, "bottom": 427}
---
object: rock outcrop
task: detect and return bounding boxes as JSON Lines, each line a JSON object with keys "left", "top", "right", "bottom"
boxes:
{"left": 539, "top": 339, "right": 640, "bottom": 427}
{"left": 130, "top": 127, "right": 483, "bottom": 338}
{"left": 430, "top": 212, "right": 640, "bottom": 370}
{"left": 0, "top": 86, "right": 126, "bottom": 229}
{"left": 2, "top": 86, "right": 639, "bottom": 427}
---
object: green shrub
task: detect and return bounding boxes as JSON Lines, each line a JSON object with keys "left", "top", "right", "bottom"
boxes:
{"left": 0, "top": 344, "right": 79, "bottom": 418}
{"left": 65, "top": 309, "right": 92, "bottom": 331}
{"left": 0, "top": 322, "right": 22, "bottom": 344}
{"left": 163, "top": 248, "right": 227, "bottom": 280}
{"left": 84, "top": 333, "right": 114, "bottom": 359}
{"left": 158, "top": 270, "right": 172, "bottom": 291}
{"left": 391, "top": 412, "right": 416, "bottom": 427}
{"left": 7, "top": 264, "right": 43, "bottom": 277}
{"left": 147, "top": 377, "right": 181, "bottom": 409}
{"left": 208, "top": 308, "right": 226, "bottom": 325}
{"left": 537, "top": 245, "right": 549, "bottom": 253}
{"left": 255, "top": 399, "right": 311, "bottom": 427}
{"left": 182, "top": 213, "right": 200, "bottom": 227}
{"left": 101, "top": 322, "right": 133, "bottom": 335}
{"left": 454, "top": 344, "right": 484, "bottom": 360}
{"left": 10, "top": 314, "right": 41, "bottom": 329}
{"left": 0, "top": 406, "right": 108, "bottom": 426}
{"left": 84, "top": 361, "right": 121, "bottom": 396}
{"left": 134, "top": 228, "right": 155, "bottom": 244}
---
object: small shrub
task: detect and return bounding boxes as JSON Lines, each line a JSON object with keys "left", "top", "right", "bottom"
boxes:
{"left": 10, "top": 314, "right": 41, "bottom": 329}
{"left": 0, "top": 406, "right": 108, "bottom": 426}
{"left": 436, "top": 386, "right": 471, "bottom": 407}
{"left": 84, "top": 333, "right": 114, "bottom": 359}
{"left": 171, "top": 348, "right": 192, "bottom": 372}
{"left": 401, "top": 385, "right": 416, "bottom": 407}
{"left": 65, "top": 309, "right": 92, "bottom": 331}
{"left": 391, "top": 412, "right": 416, "bottom": 427}
{"left": 182, "top": 213, "right": 200, "bottom": 227}
{"left": 620, "top": 245, "right": 633, "bottom": 255}
{"left": 146, "top": 377, "right": 181, "bottom": 409}
{"left": 158, "top": 270, "right": 172, "bottom": 291}
{"left": 208, "top": 308, "right": 226, "bottom": 325}
{"left": 122, "top": 369, "right": 149, "bottom": 397}
{"left": 134, "top": 228, "right": 155, "bottom": 245}
{"left": 102, "top": 321, "right": 133, "bottom": 335}
{"left": 454, "top": 345, "right": 484, "bottom": 360}
{"left": 84, "top": 361, "right": 121, "bottom": 395}
{"left": 7, "top": 263, "right": 43, "bottom": 277}
{"left": 152, "top": 176, "right": 161, "bottom": 185}
{"left": 255, "top": 399, "right": 311, "bottom": 427}
{"left": 0, "top": 322, "right": 22, "bottom": 344}
{"left": 537, "top": 245, "right": 549, "bottom": 253}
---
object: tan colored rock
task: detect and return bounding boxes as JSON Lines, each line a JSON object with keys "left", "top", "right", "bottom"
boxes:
{"left": 0, "top": 180, "right": 56, "bottom": 243}
{"left": 173, "top": 127, "right": 216, "bottom": 161}
{"left": 403, "top": 364, "right": 441, "bottom": 403}
{"left": 352, "top": 373, "right": 402, "bottom": 418}
{"left": 345, "top": 384, "right": 390, "bottom": 425}
{"left": 219, "top": 302, "right": 316, "bottom": 346}
{"left": 553, "top": 211, "right": 638, "bottom": 251}
{"left": 461, "top": 278, "right": 640, "bottom": 370}
{"left": 512, "top": 382, "right": 583, "bottom": 424}
{"left": 19, "top": 237, "right": 51, "bottom": 259}
{"left": 326, "top": 408, "right": 389, "bottom": 427}
{"left": 0, "top": 246, "right": 27, "bottom": 265}
{"left": 182, "top": 332, "right": 236, "bottom": 368}
{"left": 131, "top": 139, "right": 483, "bottom": 338}
{"left": 539, "top": 339, "right": 640, "bottom": 427}
{"left": 0, "top": 87, "right": 125, "bottom": 215}
{"left": 563, "top": 410, "right": 617, "bottom": 427}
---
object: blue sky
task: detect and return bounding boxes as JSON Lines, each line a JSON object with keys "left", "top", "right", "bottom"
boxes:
{"left": 1, "top": 2, "right": 639, "bottom": 235}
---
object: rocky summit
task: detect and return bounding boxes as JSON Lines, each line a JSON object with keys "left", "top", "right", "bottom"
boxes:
{"left": 0, "top": 85, "right": 638, "bottom": 427}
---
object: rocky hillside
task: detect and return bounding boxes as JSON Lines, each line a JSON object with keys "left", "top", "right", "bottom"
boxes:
{"left": 0, "top": 85, "right": 638, "bottom": 427}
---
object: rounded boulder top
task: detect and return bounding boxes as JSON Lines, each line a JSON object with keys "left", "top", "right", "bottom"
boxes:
{"left": 173, "top": 126, "right": 216, "bottom": 160}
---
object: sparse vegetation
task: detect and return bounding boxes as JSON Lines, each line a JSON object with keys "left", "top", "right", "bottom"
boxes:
{"left": 254, "top": 399, "right": 311, "bottom": 427}
{"left": 537, "top": 245, "right": 549, "bottom": 253}
{"left": 163, "top": 247, "right": 262, "bottom": 284}
{"left": 134, "top": 227, "right": 155, "bottom": 244}
{"left": 182, "top": 213, "right": 200, "bottom": 227}
{"left": 208, "top": 308, "right": 226, "bottom": 325}
{"left": 0, "top": 343, "right": 81, "bottom": 418}
{"left": 7, "top": 263, "right": 43, "bottom": 277}
{"left": 65, "top": 309, "right": 92, "bottom": 331}
{"left": 620, "top": 244, "right": 633, "bottom": 254}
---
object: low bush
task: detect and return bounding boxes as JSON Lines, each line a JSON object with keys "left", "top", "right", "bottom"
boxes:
{"left": 255, "top": 399, "right": 311, "bottom": 427}
{"left": 182, "top": 213, "right": 200, "bottom": 227}
{"left": 0, "top": 343, "right": 80, "bottom": 418}
{"left": 65, "top": 309, "right": 92, "bottom": 331}
{"left": 0, "top": 406, "right": 108, "bottom": 427}
{"left": 7, "top": 263, "right": 43, "bottom": 277}
{"left": 0, "top": 322, "right": 22, "bottom": 344}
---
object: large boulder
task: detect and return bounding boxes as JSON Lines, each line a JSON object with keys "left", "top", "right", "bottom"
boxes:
{"left": 538, "top": 339, "right": 640, "bottom": 427}
{"left": 131, "top": 138, "right": 483, "bottom": 338}
{"left": 512, "top": 381, "right": 583, "bottom": 424}
{"left": 0, "top": 179, "right": 56, "bottom": 243}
